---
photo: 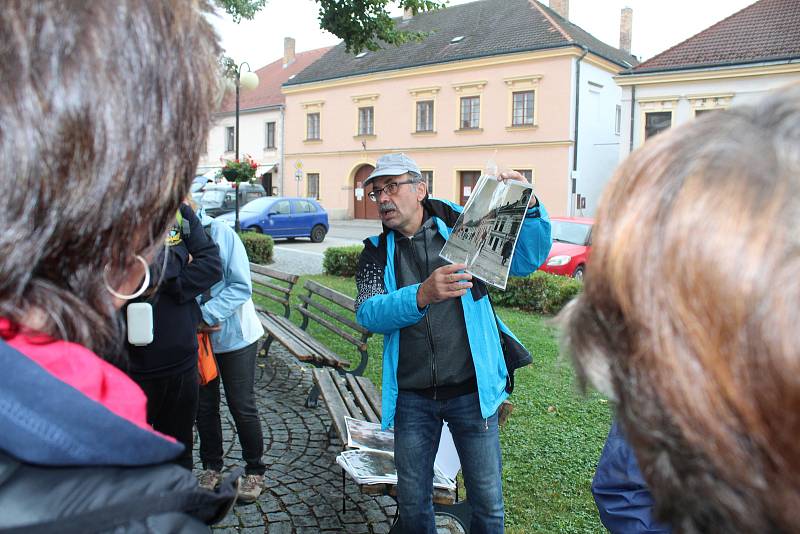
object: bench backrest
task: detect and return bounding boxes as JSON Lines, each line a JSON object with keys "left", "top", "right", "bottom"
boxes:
{"left": 297, "top": 280, "right": 372, "bottom": 375}
{"left": 249, "top": 263, "right": 298, "bottom": 318}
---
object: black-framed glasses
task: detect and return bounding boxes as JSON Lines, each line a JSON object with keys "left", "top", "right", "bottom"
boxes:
{"left": 367, "top": 180, "right": 416, "bottom": 202}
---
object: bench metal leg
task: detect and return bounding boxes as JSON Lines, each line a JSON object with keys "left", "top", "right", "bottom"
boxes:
{"left": 342, "top": 468, "right": 346, "bottom": 514}
{"left": 305, "top": 383, "right": 321, "bottom": 408}
{"left": 346, "top": 349, "right": 369, "bottom": 377}
{"left": 322, "top": 423, "right": 334, "bottom": 448}
{"left": 259, "top": 335, "right": 274, "bottom": 358}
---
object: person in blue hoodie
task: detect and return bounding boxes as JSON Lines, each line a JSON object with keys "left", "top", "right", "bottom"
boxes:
{"left": 0, "top": 1, "right": 237, "bottom": 530}
{"left": 355, "top": 153, "right": 551, "bottom": 534}
{"left": 195, "top": 208, "right": 266, "bottom": 504}
{"left": 592, "top": 422, "right": 671, "bottom": 534}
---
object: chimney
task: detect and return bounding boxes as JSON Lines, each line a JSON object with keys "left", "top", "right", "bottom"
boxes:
{"left": 620, "top": 7, "right": 633, "bottom": 54}
{"left": 402, "top": 7, "right": 413, "bottom": 21}
{"left": 549, "top": 0, "right": 569, "bottom": 19}
{"left": 283, "top": 37, "right": 296, "bottom": 68}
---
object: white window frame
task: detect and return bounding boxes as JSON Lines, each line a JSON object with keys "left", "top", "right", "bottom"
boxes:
{"left": 409, "top": 86, "right": 440, "bottom": 135}
{"left": 504, "top": 75, "right": 541, "bottom": 130}
{"left": 358, "top": 106, "right": 374, "bottom": 136}
{"left": 421, "top": 170, "right": 434, "bottom": 195}
{"left": 301, "top": 100, "right": 324, "bottom": 143}
{"left": 511, "top": 90, "right": 535, "bottom": 126}
{"left": 264, "top": 121, "right": 275, "bottom": 149}
{"left": 225, "top": 126, "right": 235, "bottom": 152}
{"left": 416, "top": 100, "right": 434, "bottom": 132}
{"left": 306, "top": 112, "right": 320, "bottom": 140}
{"left": 452, "top": 80, "right": 486, "bottom": 132}
{"left": 306, "top": 172, "right": 320, "bottom": 200}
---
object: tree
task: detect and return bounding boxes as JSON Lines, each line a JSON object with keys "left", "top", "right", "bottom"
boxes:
{"left": 216, "top": 0, "right": 447, "bottom": 53}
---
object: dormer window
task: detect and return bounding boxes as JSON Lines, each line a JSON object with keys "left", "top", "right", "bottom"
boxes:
{"left": 450, "top": 36, "right": 464, "bottom": 43}
{"left": 355, "top": 51, "right": 368, "bottom": 58}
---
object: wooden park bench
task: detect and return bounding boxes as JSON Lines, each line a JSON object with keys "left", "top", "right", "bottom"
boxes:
{"left": 250, "top": 263, "right": 373, "bottom": 406}
{"left": 249, "top": 262, "right": 297, "bottom": 319}
{"left": 312, "top": 367, "right": 458, "bottom": 511}
{"left": 314, "top": 365, "right": 515, "bottom": 524}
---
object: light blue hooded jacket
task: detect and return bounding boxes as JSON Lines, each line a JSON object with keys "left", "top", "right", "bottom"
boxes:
{"left": 198, "top": 213, "right": 264, "bottom": 354}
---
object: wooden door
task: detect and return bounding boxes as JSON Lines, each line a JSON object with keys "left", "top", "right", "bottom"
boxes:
{"left": 353, "top": 164, "right": 378, "bottom": 219}
{"left": 459, "top": 171, "right": 481, "bottom": 206}
{"left": 261, "top": 172, "right": 273, "bottom": 196}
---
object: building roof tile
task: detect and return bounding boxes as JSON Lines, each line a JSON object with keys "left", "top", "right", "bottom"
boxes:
{"left": 626, "top": 0, "right": 800, "bottom": 74}
{"left": 285, "top": 0, "right": 637, "bottom": 87}
{"left": 219, "top": 46, "right": 333, "bottom": 113}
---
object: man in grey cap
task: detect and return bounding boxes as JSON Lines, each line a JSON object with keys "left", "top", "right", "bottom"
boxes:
{"left": 354, "top": 152, "right": 552, "bottom": 533}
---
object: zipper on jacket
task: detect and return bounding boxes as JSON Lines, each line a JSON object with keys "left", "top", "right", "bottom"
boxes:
{"left": 408, "top": 234, "right": 438, "bottom": 397}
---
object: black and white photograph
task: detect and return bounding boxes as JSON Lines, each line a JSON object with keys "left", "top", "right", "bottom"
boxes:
{"left": 336, "top": 450, "right": 397, "bottom": 485}
{"left": 345, "top": 416, "right": 395, "bottom": 453}
{"left": 440, "top": 174, "right": 533, "bottom": 289}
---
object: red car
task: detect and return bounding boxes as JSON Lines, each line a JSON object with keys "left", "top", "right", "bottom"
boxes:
{"left": 540, "top": 216, "right": 593, "bottom": 280}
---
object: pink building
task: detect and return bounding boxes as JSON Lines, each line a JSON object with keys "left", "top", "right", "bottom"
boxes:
{"left": 282, "top": 0, "right": 636, "bottom": 219}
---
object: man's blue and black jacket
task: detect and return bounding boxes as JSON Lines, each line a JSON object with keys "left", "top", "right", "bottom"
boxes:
{"left": 354, "top": 196, "right": 551, "bottom": 429}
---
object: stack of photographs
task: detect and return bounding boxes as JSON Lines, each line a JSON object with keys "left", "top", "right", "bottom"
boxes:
{"left": 335, "top": 417, "right": 456, "bottom": 490}
{"left": 440, "top": 174, "right": 534, "bottom": 289}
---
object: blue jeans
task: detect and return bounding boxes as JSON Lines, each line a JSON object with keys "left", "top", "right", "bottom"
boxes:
{"left": 394, "top": 391, "right": 504, "bottom": 534}
{"left": 196, "top": 341, "right": 265, "bottom": 475}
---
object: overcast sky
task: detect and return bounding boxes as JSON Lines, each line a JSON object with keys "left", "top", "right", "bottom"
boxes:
{"left": 210, "top": 0, "right": 757, "bottom": 70}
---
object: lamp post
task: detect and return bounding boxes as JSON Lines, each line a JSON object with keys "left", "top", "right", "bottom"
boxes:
{"left": 234, "top": 61, "right": 259, "bottom": 232}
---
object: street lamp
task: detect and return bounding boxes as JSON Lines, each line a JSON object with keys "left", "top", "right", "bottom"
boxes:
{"left": 234, "top": 61, "right": 259, "bottom": 232}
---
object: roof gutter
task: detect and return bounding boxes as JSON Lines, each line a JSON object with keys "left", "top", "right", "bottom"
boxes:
{"left": 280, "top": 105, "right": 286, "bottom": 196}
{"left": 213, "top": 103, "right": 283, "bottom": 118}
{"left": 628, "top": 84, "right": 636, "bottom": 154}
{"left": 617, "top": 56, "right": 800, "bottom": 79}
{"left": 284, "top": 44, "right": 633, "bottom": 89}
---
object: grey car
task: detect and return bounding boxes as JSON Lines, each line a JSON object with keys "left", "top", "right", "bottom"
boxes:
{"left": 197, "top": 183, "right": 267, "bottom": 218}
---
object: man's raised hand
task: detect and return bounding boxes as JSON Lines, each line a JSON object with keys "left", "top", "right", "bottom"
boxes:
{"left": 416, "top": 263, "right": 473, "bottom": 309}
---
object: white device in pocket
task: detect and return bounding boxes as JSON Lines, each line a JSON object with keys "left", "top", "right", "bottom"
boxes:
{"left": 127, "top": 302, "right": 154, "bottom": 346}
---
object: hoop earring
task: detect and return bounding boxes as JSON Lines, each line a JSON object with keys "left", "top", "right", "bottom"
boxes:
{"left": 103, "top": 255, "right": 151, "bottom": 301}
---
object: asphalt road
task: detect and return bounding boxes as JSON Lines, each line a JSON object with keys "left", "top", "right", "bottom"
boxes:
{"left": 269, "top": 219, "right": 382, "bottom": 275}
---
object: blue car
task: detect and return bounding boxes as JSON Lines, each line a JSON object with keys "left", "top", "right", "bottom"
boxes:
{"left": 216, "top": 197, "right": 329, "bottom": 243}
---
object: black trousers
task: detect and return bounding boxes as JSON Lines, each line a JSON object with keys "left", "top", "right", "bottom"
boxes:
{"left": 196, "top": 341, "right": 265, "bottom": 475}
{"left": 134, "top": 364, "right": 199, "bottom": 470}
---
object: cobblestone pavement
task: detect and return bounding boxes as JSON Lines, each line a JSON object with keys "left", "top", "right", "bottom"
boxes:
{"left": 193, "top": 346, "right": 396, "bottom": 534}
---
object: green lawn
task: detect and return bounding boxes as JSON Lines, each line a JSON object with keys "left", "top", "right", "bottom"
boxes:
{"left": 254, "top": 274, "right": 611, "bottom": 533}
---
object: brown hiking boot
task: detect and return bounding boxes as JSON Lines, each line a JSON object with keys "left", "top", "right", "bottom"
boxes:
{"left": 197, "top": 469, "right": 222, "bottom": 491}
{"left": 237, "top": 474, "right": 264, "bottom": 503}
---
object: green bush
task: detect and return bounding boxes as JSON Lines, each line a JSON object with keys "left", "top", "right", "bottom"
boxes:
{"left": 238, "top": 231, "right": 274, "bottom": 264}
{"left": 323, "top": 245, "right": 364, "bottom": 277}
{"left": 490, "top": 271, "right": 582, "bottom": 314}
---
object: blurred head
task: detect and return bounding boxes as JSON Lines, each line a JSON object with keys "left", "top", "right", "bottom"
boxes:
{"left": 561, "top": 84, "right": 800, "bottom": 532}
{"left": 0, "top": 0, "right": 221, "bottom": 359}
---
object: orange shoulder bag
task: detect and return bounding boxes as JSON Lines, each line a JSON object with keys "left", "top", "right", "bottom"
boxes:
{"left": 197, "top": 332, "right": 218, "bottom": 385}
